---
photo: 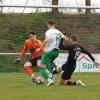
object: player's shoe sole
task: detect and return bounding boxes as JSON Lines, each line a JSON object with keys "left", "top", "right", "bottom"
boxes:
{"left": 77, "top": 80, "right": 86, "bottom": 87}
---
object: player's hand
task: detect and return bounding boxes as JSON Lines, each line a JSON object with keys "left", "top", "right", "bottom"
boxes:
{"left": 60, "top": 33, "right": 69, "bottom": 41}
{"left": 94, "top": 61, "right": 100, "bottom": 68}
{"left": 35, "top": 48, "right": 41, "bottom": 52}
{"left": 13, "top": 58, "right": 21, "bottom": 64}
{"left": 57, "top": 67, "right": 63, "bottom": 72}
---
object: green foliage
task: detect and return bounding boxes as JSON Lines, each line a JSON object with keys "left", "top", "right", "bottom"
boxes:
{"left": 0, "top": 13, "right": 64, "bottom": 52}
{"left": 0, "top": 13, "right": 100, "bottom": 53}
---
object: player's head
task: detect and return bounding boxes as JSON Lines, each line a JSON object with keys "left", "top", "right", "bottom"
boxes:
{"left": 29, "top": 32, "right": 36, "bottom": 40}
{"left": 70, "top": 34, "right": 79, "bottom": 43}
{"left": 47, "top": 19, "right": 55, "bottom": 29}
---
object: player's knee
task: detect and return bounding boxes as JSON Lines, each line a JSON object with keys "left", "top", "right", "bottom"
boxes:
{"left": 24, "top": 62, "right": 32, "bottom": 67}
{"left": 60, "top": 80, "right": 65, "bottom": 85}
{"left": 37, "top": 60, "right": 41, "bottom": 66}
{"left": 37, "top": 60, "right": 47, "bottom": 68}
{"left": 60, "top": 79, "right": 66, "bottom": 85}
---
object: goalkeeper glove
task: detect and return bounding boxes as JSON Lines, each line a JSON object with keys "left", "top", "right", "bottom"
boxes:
{"left": 35, "top": 48, "right": 41, "bottom": 52}
{"left": 13, "top": 58, "right": 21, "bottom": 64}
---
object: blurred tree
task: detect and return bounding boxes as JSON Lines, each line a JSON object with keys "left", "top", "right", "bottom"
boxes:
{"left": 85, "top": 0, "right": 91, "bottom": 16}
{"left": 0, "top": 0, "right": 3, "bottom": 13}
{"left": 52, "top": 0, "right": 59, "bottom": 14}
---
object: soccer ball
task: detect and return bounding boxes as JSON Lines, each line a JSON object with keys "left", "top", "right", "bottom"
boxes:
{"left": 35, "top": 77, "right": 44, "bottom": 85}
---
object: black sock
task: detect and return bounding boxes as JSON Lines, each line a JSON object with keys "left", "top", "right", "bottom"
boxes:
{"left": 66, "top": 81, "right": 76, "bottom": 85}
{"left": 66, "top": 81, "right": 72, "bottom": 85}
{"left": 52, "top": 70, "right": 58, "bottom": 75}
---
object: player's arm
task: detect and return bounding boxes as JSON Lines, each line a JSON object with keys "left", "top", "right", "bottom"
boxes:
{"left": 81, "top": 46, "right": 100, "bottom": 68}
{"left": 94, "top": 62, "right": 100, "bottom": 68}
{"left": 59, "top": 38, "right": 71, "bottom": 50}
{"left": 42, "top": 37, "right": 49, "bottom": 47}
{"left": 60, "top": 32, "right": 69, "bottom": 41}
{"left": 19, "top": 42, "right": 28, "bottom": 59}
{"left": 38, "top": 32, "right": 49, "bottom": 50}
{"left": 36, "top": 38, "right": 48, "bottom": 52}
{"left": 81, "top": 46, "right": 95, "bottom": 62}
{"left": 35, "top": 40, "right": 45, "bottom": 52}
{"left": 13, "top": 41, "right": 28, "bottom": 64}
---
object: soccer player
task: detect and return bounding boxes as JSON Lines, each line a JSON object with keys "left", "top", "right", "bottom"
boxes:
{"left": 37, "top": 19, "right": 68, "bottom": 86}
{"left": 13, "top": 32, "right": 45, "bottom": 83}
{"left": 59, "top": 34, "right": 100, "bottom": 86}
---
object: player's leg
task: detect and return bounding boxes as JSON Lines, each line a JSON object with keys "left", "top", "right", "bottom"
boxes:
{"left": 38, "top": 60, "right": 56, "bottom": 81}
{"left": 30, "top": 57, "right": 43, "bottom": 83}
{"left": 44, "top": 49, "right": 60, "bottom": 86}
{"left": 52, "top": 65, "right": 62, "bottom": 75}
{"left": 60, "top": 73, "right": 77, "bottom": 85}
{"left": 39, "top": 65, "right": 53, "bottom": 86}
{"left": 38, "top": 49, "right": 59, "bottom": 86}
{"left": 60, "top": 63, "right": 77, "bottom": 85}
{"left": 37, "top": 59, "right": 50, "bottom": 75}
{"left": 60, "top": 63, "right": 85, "bottom": 86}
{"left": 38, "top": 54, "right": 49, "bottom": 79}
{"left": 37, "top": 53, "right": 50, "bottom": 80}
{"left": 24, "top": 57, "right": 40, "bottom": 84}
{"left": 47, "top": 49, "right": 60, "bottom": 72}
{"left": 24, "top": 62, "right": 35, "bottom": 78}
{"left": 45, "top": 49, "right": 60, "bottom": 79}
{"left": 60, "top": 72, "right": 85, "bottom": 86}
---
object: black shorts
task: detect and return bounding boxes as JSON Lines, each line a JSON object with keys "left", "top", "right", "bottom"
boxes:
{"left": 61, "top": 62, "right": 76, "bottom": 80}
{"left": 30, "top": 56, "right": 41, "bottom": 67}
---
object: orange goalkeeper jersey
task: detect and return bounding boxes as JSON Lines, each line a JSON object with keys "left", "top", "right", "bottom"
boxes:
{"left": 20, "top": 39, "right": 44, "bottom": 59}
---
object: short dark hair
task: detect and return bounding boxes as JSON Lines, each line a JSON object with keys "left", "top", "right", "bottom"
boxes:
{"left": 29, "top": 32, "right": 36, "bottom": 35}
{"left": 70, "top": 34, "right": 79, "bottom": 42}
{"left": 48, "top": 19, "right": 55, "bottom": 25}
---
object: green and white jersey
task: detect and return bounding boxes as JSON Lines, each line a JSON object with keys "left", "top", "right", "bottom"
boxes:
{"left": 45, "top": 28, "right": 61, "bottom": 52}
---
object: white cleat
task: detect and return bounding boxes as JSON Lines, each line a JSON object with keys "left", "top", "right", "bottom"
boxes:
{"left": 77, "top": 80, "right": 86, "bottom": 87}
{"left": 46, "top": 78, "right": 54, "bottom": 86}
{"left": 49, "top": 73, "right": 55, "bottom": 81}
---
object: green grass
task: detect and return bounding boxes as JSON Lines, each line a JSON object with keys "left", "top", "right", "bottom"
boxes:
{"left": 0, "top": 72, "right": 100, "bottom": 100}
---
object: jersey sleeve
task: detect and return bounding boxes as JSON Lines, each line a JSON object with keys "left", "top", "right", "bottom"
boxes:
{"left": 80, "top": 46, "right": 95, "bottom": 62}
{"left": 59, "top": 38, "right": 71, "bottom": 50}
{"left": 37, "top": 40, "right": 43, "bottom": 48}
{"left": 20, "top": 40, "right": 28, "bottom": 59}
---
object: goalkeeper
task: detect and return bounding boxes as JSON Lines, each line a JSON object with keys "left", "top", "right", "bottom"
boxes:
{"left": 13, "top": 32, "right": 45, "bottom": 83}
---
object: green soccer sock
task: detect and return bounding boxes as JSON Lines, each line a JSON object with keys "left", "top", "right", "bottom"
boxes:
{"left": 40, "top": 68, "right": 49, "bottom": 79}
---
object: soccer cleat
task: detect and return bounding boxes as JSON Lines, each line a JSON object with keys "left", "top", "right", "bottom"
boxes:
{"left": 46, "top": 78, "right": 54, "bottom": 86}
{"left": 77, "top": 80, "right": 86, "bottom": 87}
{"left": 32, "top": 77, "right": 37, "bottom": 84}
{"left": 49, "top": 73, "right": 55, "bottom": 81}
{"left": 50, "top": 75, "right": 55, "bottom": 81}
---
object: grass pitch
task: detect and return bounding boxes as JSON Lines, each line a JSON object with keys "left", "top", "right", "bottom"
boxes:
{"left": 0, "top": 72, "right": 100, "bottom": 100}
